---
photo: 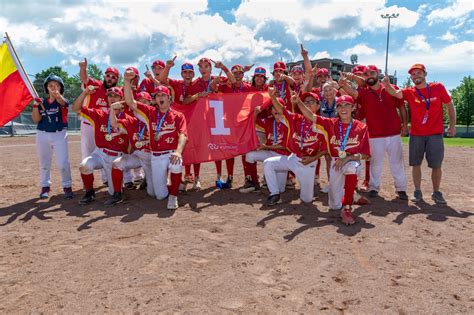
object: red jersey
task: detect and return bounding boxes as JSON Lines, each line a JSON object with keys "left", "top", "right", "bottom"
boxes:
{"left": 121, "top": 116, "right": 150, "bottom": 152}
{"left": 251, "top": 84, "right": 269, "bottom": 92}
{"left": 168, "top": 79, "right": 193, "bottom": 104}
{"left": 83, "top": 78, "right": 109, "bottom": 111}
{"left": 188, "top": 76, "right": 216, "bottom": 95}
{"left": 256, "top": 116, "right": 291, "bottom": 156}
{"left": 135, "top": 102, "right": 187, "bottom": 152}
{"left": 219, "top": 81, "right": 253, "bottom": 93}
{"left": 139, "top": 77, "right": 159, "bottom": 95}
{"left": 315, "top": 117, "right": 370, "bottom": 158}
{"left": 273, "top": 80, "right": 293, "bottom": 112}
{"left": 282, "top": 109, "right": 326, "bottom": 158}
{"left": 357, "top": 85, "right": 403, "bottom": 138}
{"left": 80, "top": 107, "right": 131, "bottom": 153}
{"left": 402, "top": 82, "right": 451, "bottom": 136}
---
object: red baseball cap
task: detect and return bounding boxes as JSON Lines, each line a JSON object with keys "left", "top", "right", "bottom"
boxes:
{"left": 291, "top": 65, "right": 304, "bottom": 73}
{"left": 254, "top": 67, "right": 267, "bottom": 77}
{"left": 136, "top": 91, "right": 152, "bottom": 101}
{"left": 152, "top": 85, "right": 170, "bottom": 97}
{"left": 336, "top": 95, "right": 355, "bottom": 106}
{"left": 106, "top": 86, "right": 123, "bottom": 98}
{"left": 198, "top": 58, "right": 212, "bottom": 67}
{"left": 316, "top": 68, "right": 329, "bottom": 77}
{"left": 273, "top": 61, "right": 287, "bottom": 72}
{"left": 408, "top": 63, "right": 426, "bottom": 74}
{"left": 365, "top": 65, "right": 380, "bottom": 73}
{"left": 352, "top": 65, "right": 367, "bottom": 74}
{"left": 126, "top": 66, "right": 139, "bottom": 78}
{"left": 152, "top": 60, "right": 165, "bottom": 69}
{"left": 301, "top": 92, "right": 320, "bottom": 103}
{"left": 105, "top": 67, "right": 119, "bottom": 77}
{"left": 231, "top": 64, "right": 244, "bottom": 73}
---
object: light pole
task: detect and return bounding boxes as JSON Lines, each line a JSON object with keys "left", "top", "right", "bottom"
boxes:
{"left": 381, "top": 13, "right": 399, "bottom": 75}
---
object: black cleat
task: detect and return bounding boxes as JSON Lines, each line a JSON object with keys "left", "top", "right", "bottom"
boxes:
{"left": 104, "top": 192, "right": 123, "bottom": 206}
{"left": 397, "top": 191, "right": 408, "bottom": 200}
{"left": 79, "top": 189, "right": 95, "bottom": 205}
{"left": 369, "top": 190, "right": 378, "bottom": 198}
{"left": 266, "top": 194, "right": 280, "bottom": 206}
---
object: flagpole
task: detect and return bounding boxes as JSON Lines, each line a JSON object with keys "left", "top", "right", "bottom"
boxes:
{"left": 4, "top": 32, "right": 39, "bottom": 98}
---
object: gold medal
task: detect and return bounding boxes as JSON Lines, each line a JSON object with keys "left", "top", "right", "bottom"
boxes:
{"left": 105, "top": 134, "right": 112, "bottom": 141}
{"left": 338, "top": 150, "right": 347, "bottom": 159}
{"left": 135, "top": 141, "right": 143, "bottom": 149}
{"left": 154, "top": 133, "right": 160, "bottom": 141}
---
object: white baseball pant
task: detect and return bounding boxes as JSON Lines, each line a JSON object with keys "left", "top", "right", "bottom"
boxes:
{"left": 328, "top": 159, "right": 361, "bottom": 210}
{"left": 151, "top": 152, "right": 182, "bottom": 200}
{"left": 113, "top": 150, "right": 153, "bottom": 197}
{"left": 79, "top": 148, "right": 121, "bottom": 195}
{"left": 36, "top": 129, "right": 72, "bottom": 188}
{"left": 81, "top": 120, "right": 109, "bottom": 183}
{"left": 264, "top": 153, "right": 317, "bottom": 203}
{"left": 368, "top": 134, "right": 407, "bottom": 192}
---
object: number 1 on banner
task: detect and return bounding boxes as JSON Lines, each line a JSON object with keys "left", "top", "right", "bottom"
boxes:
{"left": 210, "top": 100, "right": 230, "bottom": 135}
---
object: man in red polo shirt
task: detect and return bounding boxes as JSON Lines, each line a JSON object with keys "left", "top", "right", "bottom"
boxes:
{"left": 124, "top": 69, "right": 187, "bottom": 210}
{"left": 383, "top": 64, "right": 456, "bottom": 204}
{"left": 340, "top": 64, "right": 408, "bottom": 200}
{"left": 72, "top": 86, "right": 131, "bottom": 205}
{"left": 78, "top": 58, "right": 119, "bottom": 185}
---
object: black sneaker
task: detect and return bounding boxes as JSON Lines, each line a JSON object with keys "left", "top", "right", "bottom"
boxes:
{"left": 63, "top": 187, "right": 74, "bottom": 199}
{"left": 266, "top": 194, "right": 280, "bottom": 206}
{"left": 239, "top": 181, "right": 260, "bottom": 193}
{"left": 39, "top": 187, "right": 50, "bottom": 199}
{"left": 104, "top": 192, "right": 123, "bottom": 206}
{"left": 139, "top": 179, "right": 147, "bottom": 190}
{"left": 369, "top": 190, "right": 378, "bottom": 198}
{"left": 432, "top": 191, "right": 447, "bottom": 204}
{"left": 79, "top": 190, "right": 95, "bottom": 205}
{"left": 397, "top": 191, "right": 408, "bottom": 200}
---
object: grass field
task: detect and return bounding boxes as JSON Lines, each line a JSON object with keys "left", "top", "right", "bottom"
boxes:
{"left": 401, "top": 136, "right": 474, "bottom": 147}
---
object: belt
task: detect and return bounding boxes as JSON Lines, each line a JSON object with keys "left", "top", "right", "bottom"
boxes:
{"left": 137, "top": 148, "right": 150, "bottom": 153}
{"left": 152, "top": 150, "right": 174, "bottom": 157}
{"left": 100, "top": 148, "right": 123, "bottom": 157}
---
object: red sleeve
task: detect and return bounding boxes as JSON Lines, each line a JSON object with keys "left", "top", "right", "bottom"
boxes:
{"left": 86, "top": 78, "right": 101, "bottom": 88}
{"left": 80, "top": 106, "right": 97, "bottom": 119}
{"left": 401, "top": 88, "right": 413, "bottom": 102}
{"left": 437, "top": 83, "right": 452, "bottom": 104}
{"left": 136, "top": 102, "right": 154, "bottom": 116}
{"left": 176, "top": 112, "right": 187, "bottom": 137}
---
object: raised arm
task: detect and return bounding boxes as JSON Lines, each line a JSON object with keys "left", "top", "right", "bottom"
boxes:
{"left": 212, "top": 60, "right": 236, "bottom": 85}
{"left": 79, "top": 58, "right": 88, "bottom": 85}
{"left": 300, "top": 44, "right": 312, "bottom": 82}
{"left": 382, "top": 76, "right": 403, "bottom": 99}
{"left": 268, "top": 87, "right": 284, "bottom": 114}
{"left": 72, "top": 86, "right": 95, "bottom": 113}
{"left": 281, "top": 73, "right": 295, "bottom": 87}
{"left": 291, "top": 92, "right": 316, "bottom": 122}
{"left": 123, "top": 70, "right": 138, "bottom": 111}
{"left": 158, "top": 56, "right": 176, "bottom": 83}
{"left": 338, "top": 73, "right": 359, "bottom": 99}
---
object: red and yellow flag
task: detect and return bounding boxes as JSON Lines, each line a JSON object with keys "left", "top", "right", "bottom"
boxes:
{"left": 0, "top": 37, "right": 35, "bottom": 126}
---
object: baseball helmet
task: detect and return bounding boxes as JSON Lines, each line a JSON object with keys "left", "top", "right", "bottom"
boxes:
{"left": 43, "top": 74, "right": 65, "bottom": 94}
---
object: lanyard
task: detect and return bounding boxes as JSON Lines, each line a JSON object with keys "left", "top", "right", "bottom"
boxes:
{"left": 206, "top": 78, "right": 211, "bottom": 92}
{"left": 277, "top": 80, "right": 286, "bottom": 99}
{"left": 137, "top": 120, "right": 146, "bottom": 141}
{"left": 182, "top": 82, "right": 187, "bottom": 98}
{"left": 273, "top": 119, "right": 281, "bottom": 145}
{"left": 107, "top": 111, "right": 122, "bottom": 135}
{"left": 338, "top": 120, "right": 353, "bottom": 151}
{"left": 321, "top": 98, "right": 336, "bottom": 117}
{"left": 299, "top": 119, "right": 311, "bottom": 149}
{"left": 415, "top": 84, "right": 431, "bottom": 110}
{"left": 155, "top": 110, "right": 168, "bottom": 137}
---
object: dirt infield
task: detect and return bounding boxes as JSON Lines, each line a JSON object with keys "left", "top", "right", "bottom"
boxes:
{"left": 0, "top": 134, "right": 473, "bottom": 313}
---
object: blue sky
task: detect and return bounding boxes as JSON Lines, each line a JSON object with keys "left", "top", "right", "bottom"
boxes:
{"left": 1, "top": 0, "right": 473, "bottom": 90}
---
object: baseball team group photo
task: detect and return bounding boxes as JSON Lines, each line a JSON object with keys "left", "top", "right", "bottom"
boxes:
{"left": 0, "top": 1, "right": 473, "bottom": 313}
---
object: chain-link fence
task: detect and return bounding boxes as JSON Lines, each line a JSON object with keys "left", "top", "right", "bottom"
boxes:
{"left": 0, "top": 113, "right": 81, "bottom": 136}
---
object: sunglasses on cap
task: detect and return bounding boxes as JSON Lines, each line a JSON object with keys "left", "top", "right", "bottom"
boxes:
{"left": 105, "top": 73, "right": 118, "bottom": 80}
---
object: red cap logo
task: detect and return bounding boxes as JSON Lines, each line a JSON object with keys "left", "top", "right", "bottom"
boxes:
{"left": 105, "top": 67, "right": 119, "bottom": 78}
{"left": 106, "top": 87, "right": 123, "bottom": 98}
{"left": 408, "top": 63, "right": 426, "bottom": 74}
{"left": 231, "top": 64, "right": 244, "bottom": 73}
{"left": 336, "top": 95, "right": 355, "bottom": 106}
{"left": 316, "top": 68, "right": 329, "bottom": 77}
{"left": 136, "top": 91, "right": 152, "bottom": 101}
{"left": 273, "top": 61, "right": 287, "bottom": 72}
{"left": 152, "top": 85, "right": 171, "bottom": 97}
{"left": 152, "top": 60, "right": 165, "bottom": 69}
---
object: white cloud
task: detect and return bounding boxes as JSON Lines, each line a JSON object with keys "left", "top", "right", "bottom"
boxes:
{"left": 403, "top": 35, "right": 431, "bottom": 52}
{"left": 311, "top": 51, "right": 331, "bottom": 59}
{"left": 440, "top": 31, "right": 457, "bottom": 42}
{"left": 427, "top": 0, "right": 474, "bottom": 25}
{"left": 342, "top": 44, "right": 376, "bottom": 56}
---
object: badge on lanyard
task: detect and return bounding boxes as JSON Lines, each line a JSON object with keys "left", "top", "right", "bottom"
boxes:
{"left": 416, "top": 85, "right": 431, "bottom": 125}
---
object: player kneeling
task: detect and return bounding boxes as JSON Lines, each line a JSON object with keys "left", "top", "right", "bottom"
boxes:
{"left": 123, "top": 70, "right": 187, "bottom": 210}
{"left": 295, "top": 95, "right": 371, "bottom": 225}
{"left": 239, "top": 101, "right": 291, "bottom": 193}
{"left": 264, "top": 89, "right": 327, "bottom": 206}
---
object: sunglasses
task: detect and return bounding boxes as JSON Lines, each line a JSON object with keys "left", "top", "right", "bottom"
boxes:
{"left": 105, "top": 74, "right": 118, "bottom": 80}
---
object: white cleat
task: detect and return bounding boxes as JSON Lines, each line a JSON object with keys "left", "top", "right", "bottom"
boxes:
{"left": 167, "top": 195, "right": 179, "bottom": 210}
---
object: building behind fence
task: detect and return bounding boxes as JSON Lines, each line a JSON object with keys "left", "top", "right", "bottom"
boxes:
{"left": 0, "top": 113, "right": 81, "bottom": 136}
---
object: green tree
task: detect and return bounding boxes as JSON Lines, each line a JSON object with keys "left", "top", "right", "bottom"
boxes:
{"left": 87, "top": 63, "right": 103, "bottom": 81}
{"left": 402, "top": 76, "right": 412, "bottom": 88}
{"left": 451, "top": 76, "right": 474, "bottom": 133}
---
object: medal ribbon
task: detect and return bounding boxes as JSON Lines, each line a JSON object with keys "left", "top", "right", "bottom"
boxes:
{"left": 107, "top": 110, "right": 122, "bottom": 136}
{"left": 278, "top": 80, "right": 286, "bottom": 99}
{"left": 137, "top": 120, "right": 146, "bottom": 141}
{"left": 415, "top": 84, "right": 431, "bottom": 110}
{"left": 338, "top": 120, "right": 353, "bottom": 152}
{"left": 155, "top": 110, "right": 168, "bottom": 139}
{"left": 299, "top": 119, "right": 311, "bottom": 149}
{"left": 322, "top": 98, "right": 336, "bottom": 117}
{"left": 273, "top": 119, "right": 281, "bottom": 145}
